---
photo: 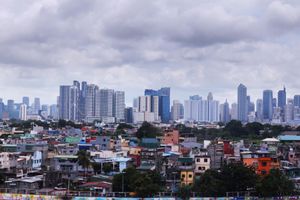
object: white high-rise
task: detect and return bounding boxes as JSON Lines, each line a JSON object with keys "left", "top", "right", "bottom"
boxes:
{"left": 19, "top": 104, "right": 27, "bottom": 120}
{"left": 171, "top": 100, "right": 184, "bottom": 121}
{"left": 133, "top": 95, "right": 160, "bottom": 123}
{"left": 184, "top": 93, "right": 219, "bottom": 123}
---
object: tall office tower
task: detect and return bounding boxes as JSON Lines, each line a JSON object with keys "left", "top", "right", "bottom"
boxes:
{"left": 285, "top": 99, "right": 294, "bottom": 123}
{"left": 256, "top": 99, "right": 263, "bottom": 122}
{"left": 22, "top": 97, "right": 30, "bottom": 107}
{"left": 73, "top": 80, "right": 80, "bottom": 90}
{"left": 278, "top": 87, "right": 286, "bottom": 110}
{"left": 220, "top": 100, "right": 230, "bottom": 123}
{"left": 184, "top": 95, "right": 201, "bottom": 121}
{"left": 294, "top": 95, "right": 300, "bottom": 107}
{"left": 246, "top": 96, "right": 255, "bottom": 114}
{"left": 171, "top": 100, "right": 184, "bottom": 121}
{"left": 237, "top": 84, "right": 247, "bottom": 122}
{"left": 272, "top": 98, "right": 277, "bottom": 109}
{"left": 207, "top": 92, "right": 219, "bottom": 122}
{"left": 84, "top": 84, "right": 98, "bottom": 119}
{"left": 41, "top": 104, "right": 49, "bottom": 114}
{"left": 125, "top": 107, "right": 133, "bottom": 123}
{"left": 263, "top": 90, "right": 273, "bottom": 121}
{"left": 95, "top": 89, "right": 114, "bottom": 119}
{"left": 78, "top": 81, "right": 88, "bottom": 120}
{"left": 7, "top": 100, "right": 15, "bottom": 119}
{"left": 19, "top": 104, "right": 27, "bottom": 120}
{"left": 0, "top": 99, "right": 4, "bottom": 119}
{"left": 230, "top": 103, "right": 238, "bottom": 120}
{"left": 294, "top": 107, "right": 300, "bottom": 121}
{"left": 59, "top": 86, "right": 70, "bottom": 120}
{"left": 134, "top": 95, "right": 160, "bottom": 123}
{"left": 133, "top": 98, "right": 139, "bottom": 112}
{"left": 145, "top": 87, "right": 170, "bottom": 123}
{"left": 113, "top": 91, "right": 125, "bottom": 122}
{"left": 50, "top": 104, "right": 58, "bottom": 119}
{"left": 58, "top": 85, "right": 79, "bottom": 121}
{"left": 33, "top": 98, "right": 41, "bottom": 114}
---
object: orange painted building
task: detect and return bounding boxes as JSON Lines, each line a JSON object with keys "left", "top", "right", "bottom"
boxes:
{"left": 241, "top": 151, "right": 279, "bottom": 175}
{"left": 161, "top": 130, "right": 179, "bottom": 145}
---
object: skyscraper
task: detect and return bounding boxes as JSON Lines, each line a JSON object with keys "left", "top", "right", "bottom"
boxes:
{"left": 59, "top": 86, "right": 70, "bottom": 120}
{"left": 58, "top": 85, "right": 79, "bottom": 120}
{"left": 33, "top": 97, "right": 41, "bottom": 114}
{"left": 171, "top": 100, "right": 184, "bottom": 121}
{"left": 230, "top": 103, "right": 238, "bottom": 120}
{"left": 294, "top": 95, "right": 300, "bottom": 107}
{"left": 237, "top": 84, "right": 247, "bottom": 122}
{"left": 84, "top": 84, "right": 98, "bottom": 119}
{"left": 113, "top": 91, "right": 125, "bottom": 122}
{"left": 19, "top": 104, "right": 27, "bottom": 120}
{"left": 7, "top": 99, "right": 15, "bottom": 119}
{"left": 145, "top": 87, "right": 170, "bottom": 123}
{"left": 220, "top": 100, "right": 230, "bottom": 123}
{"left": 256, "top": 99, "right": 263, "bottom": 121}
{"left": 263, "top": 90, "right": 273, "bottom": 121}
{"left": 22, "top": 97, "right": 30, "bottom": 107}
{"left": 95, "top": 89, "right": 114, "bottom": 119}
{"left": 278, "top": 87, "right": 286, "bottom": 110}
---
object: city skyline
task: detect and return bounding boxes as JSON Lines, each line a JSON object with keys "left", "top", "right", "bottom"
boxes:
{"left": 1, "top": 1, "right": 300, "bottom": 105}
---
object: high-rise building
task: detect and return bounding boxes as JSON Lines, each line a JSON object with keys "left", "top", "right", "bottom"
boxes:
{"left": 285, "top": 99, "right": 294, "bottom": 123}
{"left": 237, "top": 84, "right": 247, "bottom": 122}
{"left": 256, "top": 99, "right": 263, "bottom": 121}
{"left": 263, "top": 90, "right": 273, "bottom": 121}
{"left": 294, "top": 95, "right": 300, "bottom": 107}
{"left": 145, "top": 87, "right": 170, "bottom": 123}
{"left": 22, "top": 97, "right": 30, "bottom": 107}
{"left": 41, "top": 105, "right": 49, "bottom": 117}
{"left": 230, "top": 103, "right": 238, "bottom": 120}
{"left": 183, "top": 93, "right": 219, "bottom": 122}
{"left": 95, "top": 89, "right": 114, "bottom": 119}
{"left": 272, "top": 98, "right": 277, "bottom": 109}
{"left": 171, "top": 100, "right": 184, "bottom": 121}
{"left": 133, "top": 95, "right": 160, "bottom": 123}
{"left": 50, "top": 104, "right": 58, "bottom": 119}
{"left": 125, "top": 107, "right": 133, "bottom": 123}
{"left": 220, "top": 100, "right": 230, "bottom": 123}
{"left": 7, "top": 100, "right": 15, "bottom": 119}
{"left": 19, "top": 104, "right": 27, "bottom": 120}
{"left": 58, "top": 85, "right": 79, "bottom": 121}
{"left": 33, "top": 98, "right": 41, "bottom": 114}
{"left": 113, "top": 91, "right": 125, "bottom": 122}
{"left": 85, "top": 84, "right": 98, "bottom": 119}
{"left": 0, "top": 99, "right": 4, "bottom": 119}
{"left": 278, "top": 87, "right": 286, "bottom": 110}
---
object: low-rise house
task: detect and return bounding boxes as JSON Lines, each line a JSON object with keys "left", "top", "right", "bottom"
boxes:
{"left": 194, "top": 155, "right": 210, "bottom": 175}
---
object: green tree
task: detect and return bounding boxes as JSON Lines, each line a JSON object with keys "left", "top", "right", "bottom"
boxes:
{"left": 224, "top": 120, "right": 246, "bottom": 137}
{"left": 256, "top": 169, "right": 294, "bottom": 197}
{"left": 193, "top": 169, "right": 225, "bottom": 197}
{"left": 77, "top": 150, "right": 91, "bottom": 178}
{"left": 178, "top": 185, "right": 192, "bottom": 200}
{"left": 220, "top": 162, "right": 257, "bottom": 192}
{"left": 102, "top": 163, "right": 113, "bottom": 174}
{"left": 132, "top": 173, "right": 161, "bottom": 197}
{"left": 136, "top": 121, "right": 162, "bottom": 138}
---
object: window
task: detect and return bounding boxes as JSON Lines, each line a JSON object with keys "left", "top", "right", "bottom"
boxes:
{"left": 198, "top": 167, "right": 201, "bottom": 170}
{"left": 189, "top": 174, "right": 192, "bottom": 178}
{"left": 196, "top": 159, "right": 200, "bottom": 163}
{"left": 261, "top": 162, "right": 267, "bottom": 167}
{"left": 204, "top": 158, "right": 208, "bottom": 163}
{"left": 181, "top": 174, "right": 185, "bottom": 178}
{"left": 261, "top": 170, "right": 267, "bottom": 175}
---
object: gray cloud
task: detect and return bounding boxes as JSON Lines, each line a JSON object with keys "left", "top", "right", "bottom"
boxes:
{"left": 0, "top": 0, "right": 300, "bottom": 105}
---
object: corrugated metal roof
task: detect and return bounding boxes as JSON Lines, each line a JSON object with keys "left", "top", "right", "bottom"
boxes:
{"left": 278, "top": 135, "right": 300, "bottom": 141}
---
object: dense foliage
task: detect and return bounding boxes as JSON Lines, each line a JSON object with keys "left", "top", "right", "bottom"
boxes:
{"left": 112, "top": 167, "right": 163, "bottom": 197}
{"left": 136, "top": 121, "right": 162, "bottom": 139}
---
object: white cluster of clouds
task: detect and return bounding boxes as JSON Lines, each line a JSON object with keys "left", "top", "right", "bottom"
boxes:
{"left": 1, "top": 0, "right": 300, "bottom": 105}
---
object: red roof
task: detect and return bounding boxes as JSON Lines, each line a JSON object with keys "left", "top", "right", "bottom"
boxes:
{"left": 79, "top": 182, "right": 112, "bottom": 189}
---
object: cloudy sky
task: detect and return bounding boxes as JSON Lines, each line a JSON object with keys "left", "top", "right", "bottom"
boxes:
{"left": 0, "top": 0, "right": 300, "bottom": 106}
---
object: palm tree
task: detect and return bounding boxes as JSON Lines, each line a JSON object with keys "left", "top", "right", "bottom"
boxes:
{"left": 77, "top": 150, "right": 91, "bottom": 179}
